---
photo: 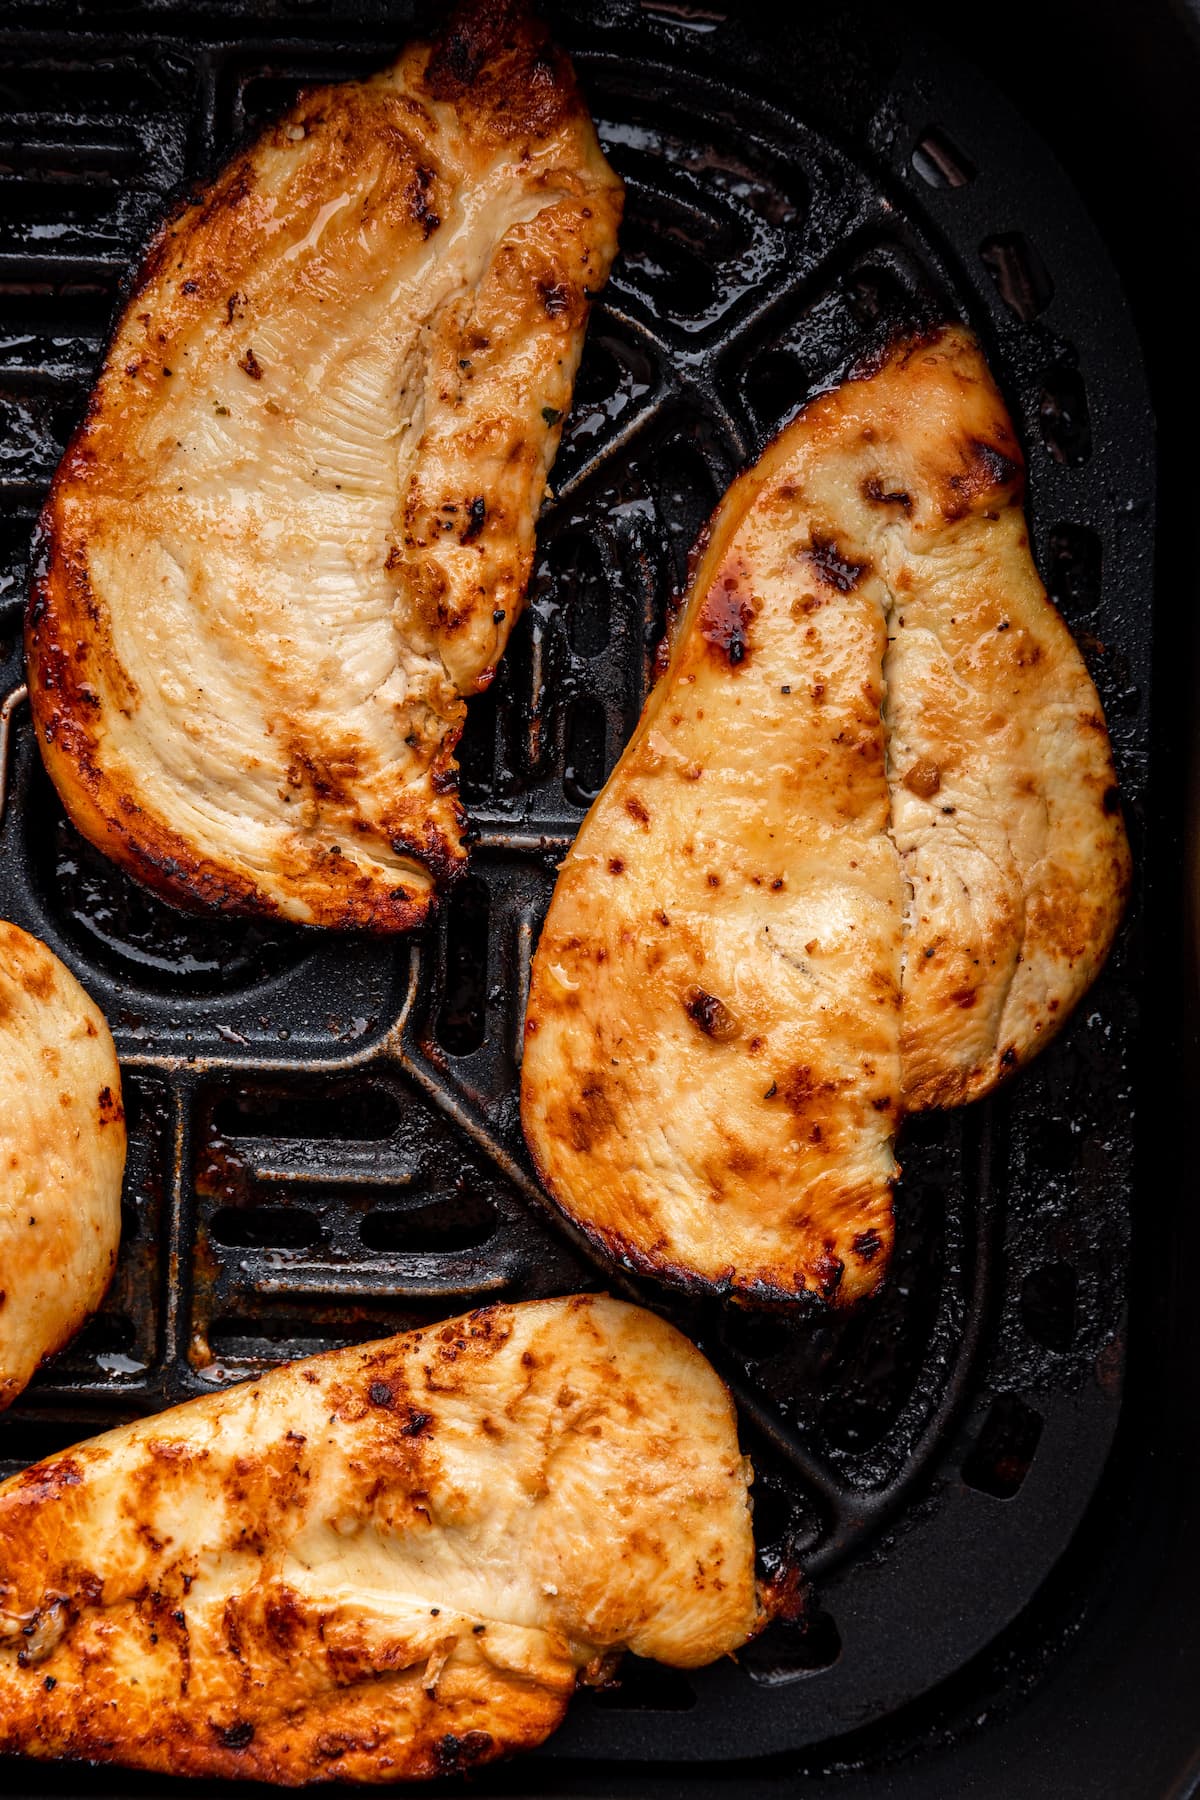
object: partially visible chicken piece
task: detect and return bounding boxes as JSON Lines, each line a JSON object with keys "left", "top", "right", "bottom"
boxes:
{"left": 27, "top": 0, "right": 622, "bottom": 928}
{"left": 521, "top": 326, "right": 1128, "bottom": 1302}
{"left": 0, "top": 1296, "right": 760, "bottom": 1783}
{"left": 0, "top": 922, "right": 124, "bottom": 1407}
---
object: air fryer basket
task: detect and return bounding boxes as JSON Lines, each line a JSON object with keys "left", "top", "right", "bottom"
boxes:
{"left": 0, "top": 1, "right": 1191, "bottom": 1794}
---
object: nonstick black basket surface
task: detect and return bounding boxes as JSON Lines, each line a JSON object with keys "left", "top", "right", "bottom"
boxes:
{"left": 0, "top": 1, "right": 1195, "bottom": 1795}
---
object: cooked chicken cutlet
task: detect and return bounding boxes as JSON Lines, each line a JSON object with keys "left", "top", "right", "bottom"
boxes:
{"left": 522, "top": 326, "right": 1128, "bottom": 1300}
{"left": 26, "top": 1, "right": 622, "bottom": 929}
{"left": 0, "top": 1296, "right": 759, "bottom": 1783}
{"left": 0, "top": 923, "right": 124, "bottom": 1406}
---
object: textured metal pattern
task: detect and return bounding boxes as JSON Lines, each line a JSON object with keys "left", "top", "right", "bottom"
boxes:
{"left": 0, "top": 1, "right": 1150, "bottom": 1769}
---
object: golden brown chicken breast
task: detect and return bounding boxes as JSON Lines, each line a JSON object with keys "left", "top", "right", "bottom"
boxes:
{"left": 0, "top": 1295, "right": 760, "bottom": 1783}
{"left": 0, "top": 922, "right": 124, "bottom": 1406}
{"left": 521, "top": 326, "right": 1128, "bottom": 1301}
{"left": 876, "top": 335, "right": 1131, "bottom": 1106}
{"left": 26, "top": 1, "right": 622, "bottom": 929}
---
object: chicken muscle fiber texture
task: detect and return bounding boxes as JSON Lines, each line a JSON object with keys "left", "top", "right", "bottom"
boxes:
{"left": 0, "top": 1296, "right": 759, "bottom": 1783}
{"left": 521, "top": 326, "right": 1129, "bottom": 1302}
{"left": 0, "top": 922, "right": 124, "bottom": 1406}
{"left": 26, "top": 1, "right": 622, "bottom": 928}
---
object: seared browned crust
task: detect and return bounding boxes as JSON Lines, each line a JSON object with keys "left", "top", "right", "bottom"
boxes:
{"left": 26, "top": 2, "right": 622, "bottom": 929}
{"left": 0, "top": 1296, "right": 759, "bottom": 1783}
{"left": 520, "top": 326, "right": 1128, "bottom": 1301}
{"left": 0, "top": 923, "right": 124, "bottom": 1408}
